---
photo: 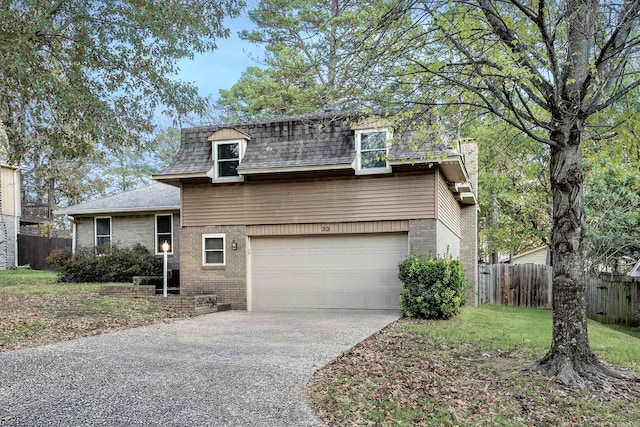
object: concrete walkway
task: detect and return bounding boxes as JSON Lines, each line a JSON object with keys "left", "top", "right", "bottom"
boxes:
{"left": 0, "top": 310, "right": 399, "bottom": 426}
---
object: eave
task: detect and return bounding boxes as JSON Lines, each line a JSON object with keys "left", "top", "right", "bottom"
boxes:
{"left": 54, "top": 205, "right": 181, "bottom": 217}
{"left": 238, "top": 163, "right": 354, "bottom": 175}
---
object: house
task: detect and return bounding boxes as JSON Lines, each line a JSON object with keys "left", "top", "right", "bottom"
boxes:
{"left": 149, "top": 111, "right": 478, "bottom": 310}
{"left": 510, "top": 245, "right": 552, "bottom": 265}
{"left": 55, "top": 183, "right": 181, "bottom": 270}
{"left": 629, "top": 259, "right": 640, "bottom": 277}
{"left": 0, "top": 158, "right": 21, "bottom": 269}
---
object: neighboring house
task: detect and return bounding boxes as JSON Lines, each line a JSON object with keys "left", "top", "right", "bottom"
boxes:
{"left": 151, "top": 111, "right": 479, "bottom": 310}
{"left": 55, "top": 183, "right": 181, "bottom": 270}
{"left": 629, "top": 259, "right": 640, "bottom": 277}
{"left": 0, "top": 158, "right": 20, "bottom": 269}
{"left": 510, "top": 245, "right": 552, "bottom": 265}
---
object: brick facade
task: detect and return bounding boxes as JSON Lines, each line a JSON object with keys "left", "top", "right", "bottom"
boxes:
{"left": 74, "top": 212, "right": 180, "bottom": 270}
{"left": 408, "top": 219, "right": 437, "bottom": 256}
{"left": 0, "top": 213, "right": 17, "bottom": 269}
{"left": 459, "top": 142, "right": 479, "bottom": 305}
{"left": 179, "top": 225, "right": 247, "bottom": 309}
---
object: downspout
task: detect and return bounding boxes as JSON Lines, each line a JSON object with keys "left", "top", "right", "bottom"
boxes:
{"left": 66, "top": 215, "right": 76, "bottom": 254}
{"left": 13, "top": 168, "right": 19, "bottom": 268}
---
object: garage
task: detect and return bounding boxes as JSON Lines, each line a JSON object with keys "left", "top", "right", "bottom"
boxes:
{"left": 249, "top": 233, "right": 408, "bottom": 310}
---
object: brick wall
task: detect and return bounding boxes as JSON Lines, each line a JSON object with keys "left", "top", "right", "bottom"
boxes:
{"left": 74, "top": 212, "right": 180, "bottom": 270}
{"left": 0, "top": 213, "right": 17, "bottom": 269}
{"left": 179, "top": 225, "right": 247, "bottom": 309}
{"left": 75, "top": 217, "right": 93, "bottom": 248}
{"left": 459, "top": 141, "right": 479, "bottom": 305}
{"left": 408, "top": 219, "right": 437, "bottom": 256}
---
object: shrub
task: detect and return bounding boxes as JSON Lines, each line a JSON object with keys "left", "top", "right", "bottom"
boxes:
{"left": 398, "top": 255, "right": 466, "bottom": 319}
{"left": 47, "top": 244, "right": 162, "bottom": 283}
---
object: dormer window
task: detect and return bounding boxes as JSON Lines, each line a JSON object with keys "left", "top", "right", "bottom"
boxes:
{"left": 356, "top": 129, "right": 391, "bottom": 174}
{"left": 214, "top": 140, "right": 242, "bottom": 180}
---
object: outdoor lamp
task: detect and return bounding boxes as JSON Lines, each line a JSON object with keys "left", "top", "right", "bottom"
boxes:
{"left": 162, "top": 241, "right": 170, "bottom": 297}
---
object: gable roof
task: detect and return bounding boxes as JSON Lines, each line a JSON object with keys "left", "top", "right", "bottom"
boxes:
{"left": 153, "top": 110, "right": 462, "bottom": 181}
{"left": 55, "top": 183, "right": 180, "bottom": 216}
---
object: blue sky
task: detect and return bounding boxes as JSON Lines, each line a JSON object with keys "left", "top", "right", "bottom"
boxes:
{"left": 176, "top": 8, "right": 263, "bottom": 102}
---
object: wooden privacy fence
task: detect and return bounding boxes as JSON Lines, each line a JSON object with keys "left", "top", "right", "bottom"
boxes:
{"left": 478, "top": 264, "right": 553, "bottom": 309}
{"left": 587, "top": 274, "right": 639, "bottom": 326}
{"left": 479, "top": 264, "right": 640, "bottom": 326}
{"left": 18, "top": 234, "right": 71, "bottom": 270}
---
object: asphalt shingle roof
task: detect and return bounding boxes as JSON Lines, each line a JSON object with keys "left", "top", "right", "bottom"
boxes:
{"left": 154, "top": 111, "right": 459, "bottom": 178}
{"left": 55, "top": 183, "right": 180, "bottom": 216}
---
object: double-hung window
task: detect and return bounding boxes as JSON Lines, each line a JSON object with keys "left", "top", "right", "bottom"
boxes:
{"left": 203, "top": 233, "right": 225, "bottom": 266}
{"left": 357, "top": 129, "right": 390, "bottom": 173}
{"left": 95, "top": 217, "right": 111, "bottom": 253}
{"left": 155, "top": 214, "right": 173, "bottom": 254}
{"left": 215, "top": 141, "right": 240, "bottom": 179}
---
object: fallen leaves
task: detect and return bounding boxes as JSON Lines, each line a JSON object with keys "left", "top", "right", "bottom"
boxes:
{"left": 0, "top": 290, "right": 190, "bottom": 351}
{"left": 308, "top": 318, "right": 640, "bottom": 426}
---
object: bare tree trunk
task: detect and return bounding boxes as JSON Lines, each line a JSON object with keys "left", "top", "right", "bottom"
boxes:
{"left": 539, "top": 123, "right": 608, "bottom": 383}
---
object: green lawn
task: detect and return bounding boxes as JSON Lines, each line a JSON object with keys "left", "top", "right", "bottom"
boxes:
{"left": 0, "top": 269, "right": 192, "bottom": 351}
{"left": 309, "top": 305, "right": 640, "bottom": 426}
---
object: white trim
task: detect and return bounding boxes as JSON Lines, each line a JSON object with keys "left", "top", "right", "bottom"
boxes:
{"left": 355, "top": 128, "right": 392, "bottom": 175}
{"left": 12, "top": 168, "right": 19, "bottom": 268}
{"left": 202, "top": 233, "right": 226, "bottom": 266}
{"left": 238, "top": 163, "right": 353, "bottom": 175}
{"left": 54, "top": 206, "right": 180, "bottom": 216}
{"left": 155, "top": 213, "right": 174, "bottom": 255}
{"left": 628, "top": 259, "right": 640, "bottom": 277}
{"left": 151, "top": 172, "right": 208, "bottom": 180}
{"left": 213, "top": 140, "right": 245, "bottom": 182}
{"left": 72, "top": 220, "right": 77, "bottom": 254}
{"left": 94, "top": 216, "right": 112, "bottom": 250}
{"left": 246, "top": 236, "right": 253, "bottom": 311}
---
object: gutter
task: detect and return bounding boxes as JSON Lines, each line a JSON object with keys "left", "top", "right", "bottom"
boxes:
{"left": 54, "top": 205, "right": 181, "bottom": 216}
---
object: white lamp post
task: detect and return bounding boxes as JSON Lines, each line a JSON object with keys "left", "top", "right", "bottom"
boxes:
{"left": 162, "top": 240, "right": 170, "bottom": 297}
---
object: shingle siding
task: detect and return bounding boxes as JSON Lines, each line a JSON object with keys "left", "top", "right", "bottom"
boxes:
{"left": 437, "top": 171, "right": 462, "bottom": 237}
{"left": 436, "top": 221, "right": 461, "bottom": 258}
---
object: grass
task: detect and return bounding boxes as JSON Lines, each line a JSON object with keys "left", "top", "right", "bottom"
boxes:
{"left": 309, "top": 305, "right": 640, "bottom": 426}
{"left": 0, "top": 269, "right": 192, "bottom": 351}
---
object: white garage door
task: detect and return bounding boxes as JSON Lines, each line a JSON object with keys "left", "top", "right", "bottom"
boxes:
{"left": 250, "top": 233, "right": 407, "bottom": 310}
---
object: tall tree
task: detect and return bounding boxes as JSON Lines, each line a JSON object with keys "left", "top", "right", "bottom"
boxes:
{"left": 475, "top": 119, "right": 551, "bottom": 262}
{"left": 373, "top": 1, "right": 640, "bottom": 384}
{"left": 0, "top": 0, "right": 242, "bottom": 210}
{"left": 216, "top": 65, "right": 325, "bottom": 122}
{"left": 216, "top": 0, "right": 402, "bottom": 120}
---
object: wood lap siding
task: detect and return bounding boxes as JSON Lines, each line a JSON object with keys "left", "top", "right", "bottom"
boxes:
{"left": 182, "top": 174, "right": 436, "bottom": 226}
{"left": 436, "top": 172, "right": 462, "bottom": 237}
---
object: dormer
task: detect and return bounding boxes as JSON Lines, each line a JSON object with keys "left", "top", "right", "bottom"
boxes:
{"left": 207, "top": 128, "right": 250, "bottom": 183}
{"left": 351, "top": 116, "right": 393, "bottom": 175}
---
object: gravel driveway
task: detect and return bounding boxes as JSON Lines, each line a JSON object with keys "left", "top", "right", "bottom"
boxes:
{"left": 0, "top": 310, "right": 399, "bottom": 426}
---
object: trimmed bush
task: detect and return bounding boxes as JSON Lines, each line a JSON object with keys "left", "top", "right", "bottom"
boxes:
{"left": 46, "top": 244, "right": 162, "bottom": 283}
{"left": 398, "top": 255, "right": 466, "bottom": 319}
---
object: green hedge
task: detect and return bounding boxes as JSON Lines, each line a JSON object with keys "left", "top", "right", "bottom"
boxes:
{"left": 398, "top": 255, "right": 466, "bottom": 319}
{"left": 46, "top": 244, "right": 162, "bottom": 283}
